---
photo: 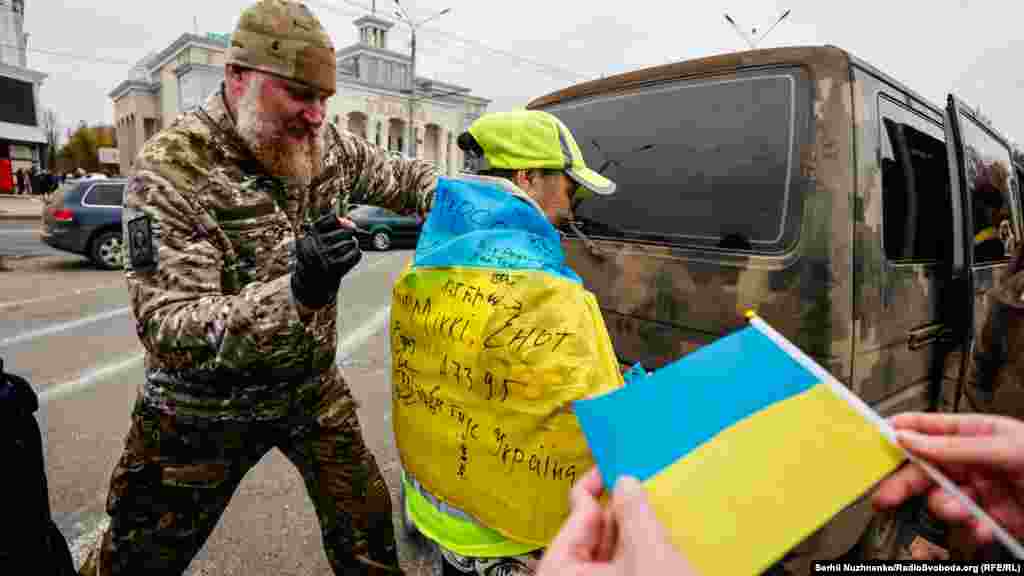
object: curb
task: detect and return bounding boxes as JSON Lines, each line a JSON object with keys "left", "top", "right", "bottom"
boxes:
{"left": 0, "top": 195, "right": 45, "bottom": 201}
{"left": 0, "top": 214, "right": 40, "bottom": 222}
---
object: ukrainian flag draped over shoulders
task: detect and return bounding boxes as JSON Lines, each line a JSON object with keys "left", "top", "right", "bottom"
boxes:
{"left": 390, "top": 176, "right": 622, "bottom": 545}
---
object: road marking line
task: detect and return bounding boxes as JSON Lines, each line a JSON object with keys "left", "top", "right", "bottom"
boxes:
{"left": 0, "top": 283, "right": 123, "bottom": 310}
{"left": 38, "top": 253, "right": 407, "bottom": 404}
{"left": 39, "top": 353, "right": 144, "bottom": 406}
{"left": 0, "top": 306, "right": 132, "bottom": 348}
{"left": 56, "top": 257, "right": 407, "bottom": 561}
{"left": 39, "top": 306, "right": 394, "bottom": 406}
{"left": 337, "top": 305, "right": 391, "bottom": 361}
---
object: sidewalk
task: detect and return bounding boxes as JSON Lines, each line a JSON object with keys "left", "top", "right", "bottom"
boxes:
{"left": 0, "top": 193, "right": 45, "bottom": 222}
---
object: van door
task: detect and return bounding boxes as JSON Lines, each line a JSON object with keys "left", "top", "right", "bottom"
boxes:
{"left": 943, "top": 95, "right": 1021, "bottom": 412}
{"left": 854, "top": 90, "right": 955, "bottom": 414}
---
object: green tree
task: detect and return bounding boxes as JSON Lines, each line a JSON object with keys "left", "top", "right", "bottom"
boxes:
{"left": 58, "top": 122, "right": 116, "bottom": 173}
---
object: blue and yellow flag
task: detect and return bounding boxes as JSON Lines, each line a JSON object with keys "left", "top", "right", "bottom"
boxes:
{"left": 391, "top": 176, "right": 622, "bottom": 545}
{"left": 574, "top": 314, "right": 907, "bottom": 576}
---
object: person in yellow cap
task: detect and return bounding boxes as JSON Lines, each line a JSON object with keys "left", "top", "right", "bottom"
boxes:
{"left": 77, "top": 1, "right": 437, "bottom": 575}
{"left": 393, "top": 109, "right": 620, "bottom": 576}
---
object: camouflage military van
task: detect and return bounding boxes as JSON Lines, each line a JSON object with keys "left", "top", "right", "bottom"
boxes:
{"left": 526, "top": 46, "right": 1021, "bottom": 569}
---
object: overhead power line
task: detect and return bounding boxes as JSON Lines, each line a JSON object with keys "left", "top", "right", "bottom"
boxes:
{"left": 0, "top": 42, "right": 136, "bottom": 67}
{"left": 313, "top": 0, "right": 591, "bottom": 82}
{"left": 5, "top": 0, "right": 595, "bottom": 85}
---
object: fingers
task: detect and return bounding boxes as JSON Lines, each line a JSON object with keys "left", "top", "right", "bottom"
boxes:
{"left": 926, "top": 484, "right": 973, "bottom": 524}
{"left": 571, "top": 467, "right": 605, "bottom": 507}
{"left": 337, "top": 217, "right": 357, "bottom": 229}
{"left": 610, "top": 476, "right": 697, "bottom": 574}
{"left": 872, "top": 463, "right": 935, "bottom": 511}
{"left": 610, "top": 476, "right": 665, "bottom": 548}
{"left": 897, "top": 430, "right": 1019, "bottom": 471}
{"left": 542, "top": 468, "right": 607, "bottom": 567}
{"left": 313, "top": 213, "right": 342, "bottom": 233}
{"left": 595, "top": 506, "right": 617, "bottom": 563}
{"left": 890, "top": 412, "right": 1003, "bottom": 438}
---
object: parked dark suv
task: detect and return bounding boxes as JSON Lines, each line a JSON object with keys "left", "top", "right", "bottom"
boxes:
{"left": 40, "top": 177, "right": 126, "bottom": 270}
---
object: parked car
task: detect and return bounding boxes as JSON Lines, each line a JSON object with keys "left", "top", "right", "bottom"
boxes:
{"left": 347, "top": 204, "right": 422, "bottom": 250}
{"left": 526, "top": 45, "right": 1021, "bottom": 569}
{"left": 40, "top": 177, "right": 126, "bottom": 270}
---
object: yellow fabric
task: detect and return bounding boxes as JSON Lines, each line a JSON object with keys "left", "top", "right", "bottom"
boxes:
{"left": 644, "top": 383, "right": 906, "bottom": 576}
{"left": 402, "top": 473, "right": 540, "bottom": 557}
{"left": 391, "top": 266, "right": 623, "bottom": 546}
{"left": 976, "top": 226, "right": 997, "bottom": 243}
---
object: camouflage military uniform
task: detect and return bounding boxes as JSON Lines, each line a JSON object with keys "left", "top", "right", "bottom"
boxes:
{"left": 77, "top": 82, "right": 435, "bottom": 575}
{"left": 963, "top": 251, "right": 1024, "bottom": 419}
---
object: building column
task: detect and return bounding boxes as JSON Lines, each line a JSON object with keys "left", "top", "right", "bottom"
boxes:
{"left": 447, "top": 131, "right": 455, "bottom": 177}
{"left": 134, "top": 115, "right": 146, "bottom": 174}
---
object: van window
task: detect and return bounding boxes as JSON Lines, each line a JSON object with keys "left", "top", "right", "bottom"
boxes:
{"left": 84, "top": 184, "right": 124, "bottom": 207}
{"left": 878, "top": 97, "right": 951, "bottom": 262}
{"left": 959, "top": 113, "right": 1017, "bottom": 264}
{"left": 543, "top": 69, "right": 808, "bottom": 252}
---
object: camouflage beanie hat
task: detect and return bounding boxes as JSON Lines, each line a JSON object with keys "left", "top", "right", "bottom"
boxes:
{"left": 227, "top": 0, "right": 337, "bottom": 95}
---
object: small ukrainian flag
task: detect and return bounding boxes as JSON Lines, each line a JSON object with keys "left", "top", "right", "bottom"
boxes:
{"left": 574, "top": 313, "right": 907, "bottom": 576}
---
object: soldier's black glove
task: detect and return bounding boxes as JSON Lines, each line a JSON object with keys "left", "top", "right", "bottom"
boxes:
{"left": 291, "top": 212, "right": 362, "bottom": 310}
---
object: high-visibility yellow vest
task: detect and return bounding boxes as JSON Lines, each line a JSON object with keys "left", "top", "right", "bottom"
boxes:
{"left": 391, "top": 176, "right": 622, "bottom": 546}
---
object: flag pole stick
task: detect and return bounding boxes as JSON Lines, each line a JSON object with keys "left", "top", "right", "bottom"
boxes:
{"left": 744, "top": 310, "right": 1024, "bottom": 559}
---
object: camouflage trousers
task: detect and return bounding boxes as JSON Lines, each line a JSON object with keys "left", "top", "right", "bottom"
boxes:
{"left": 78, "top": 383, "right": 398, "bottom": 576}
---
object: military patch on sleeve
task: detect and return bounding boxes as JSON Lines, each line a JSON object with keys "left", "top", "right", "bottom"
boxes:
{"left": 126, "top": 214, "right": 156, "bottom": 269}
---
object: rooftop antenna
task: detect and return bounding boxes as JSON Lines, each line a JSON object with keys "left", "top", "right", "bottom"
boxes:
{"left": 755, "top": 9, "right": 791, "bottom": 47}
{"left": 724, "top": 10, "right": 791, "bottom": 49}
{"left": 723, "top": 13, "right": 756, "bottom": 49}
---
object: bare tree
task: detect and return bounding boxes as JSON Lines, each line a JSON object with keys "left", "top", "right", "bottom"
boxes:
{"left": 42, "top": 108, "right": 59, "bottom": 170}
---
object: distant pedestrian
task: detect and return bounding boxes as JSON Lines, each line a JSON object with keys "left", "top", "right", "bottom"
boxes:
{"left": 15, "top": 169, "right": 25, "bottom": 195}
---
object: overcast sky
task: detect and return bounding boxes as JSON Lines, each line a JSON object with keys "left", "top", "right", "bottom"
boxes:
{"left": 24, "top": 0, "right": 1024, "bottom": 147}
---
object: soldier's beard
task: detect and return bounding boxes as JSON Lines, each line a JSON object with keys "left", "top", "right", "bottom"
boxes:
{"left": 235, "top": 76, "right": 324, "bottom": 186}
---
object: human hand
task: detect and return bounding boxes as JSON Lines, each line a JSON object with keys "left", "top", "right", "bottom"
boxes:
{"left": 291, "top": 212, "right": 362, "bottom": 309}
{"left": 536, "top": 467, "right": 696, "bottom": 576}
{"left": 872, "top": 412, "right": 1024, "bottom": 547}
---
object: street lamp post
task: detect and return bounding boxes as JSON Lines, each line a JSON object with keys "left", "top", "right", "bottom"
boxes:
{"left": 394, "top": 1, "right": 450, "bottom": 158}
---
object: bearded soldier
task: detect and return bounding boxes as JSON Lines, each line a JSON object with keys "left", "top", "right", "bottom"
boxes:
{"left": 78, "top": 1, "right": 436, "bottom": 574}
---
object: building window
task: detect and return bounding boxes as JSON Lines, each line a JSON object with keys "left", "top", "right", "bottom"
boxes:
{"left": 376, "top": 122, "right": 382, "bottom": 147}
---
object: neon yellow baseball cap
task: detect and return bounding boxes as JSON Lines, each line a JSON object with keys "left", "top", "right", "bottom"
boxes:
{"left": 462, "top": 110, "right": 616, "bottom": 200}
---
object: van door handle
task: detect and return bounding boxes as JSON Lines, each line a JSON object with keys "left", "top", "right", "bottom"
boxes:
{"left": 907, "top": 323, "right": 950, "bottom": 350}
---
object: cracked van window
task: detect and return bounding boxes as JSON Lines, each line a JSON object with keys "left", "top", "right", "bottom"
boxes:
{"left": 960, "top": 113, "right": 1017, "bottom": 263}
{"left": 544, "top": 70, "right": 805, "bottom": 252}
{"left": 879, "top": 97, "right": 951, "bottom": 262}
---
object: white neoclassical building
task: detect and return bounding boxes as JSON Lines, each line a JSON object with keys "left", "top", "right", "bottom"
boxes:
{"left": 109, "top": 14, "right": 489, "bottom": 178}
{"left": 329, "top": 15, "right": 490, "bottom": 176}
{"left": 0, "top": 0, "right": 47, "bottom": 189}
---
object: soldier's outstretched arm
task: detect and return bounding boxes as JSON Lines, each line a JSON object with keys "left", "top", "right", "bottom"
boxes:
{"left": 314, "top": 123, "right": 437, "bottom": 218}
{"left": 123, "top": 168, "right": 309, "bottom": 372}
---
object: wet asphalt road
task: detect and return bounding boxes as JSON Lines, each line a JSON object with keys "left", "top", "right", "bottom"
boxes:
{"left": 1, "top": 248, "right": 415, "bottom": 575}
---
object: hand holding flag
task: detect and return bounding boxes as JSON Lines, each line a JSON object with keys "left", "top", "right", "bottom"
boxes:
{"left": 573, "top": 312, "right": 1024, "bottom": 575}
